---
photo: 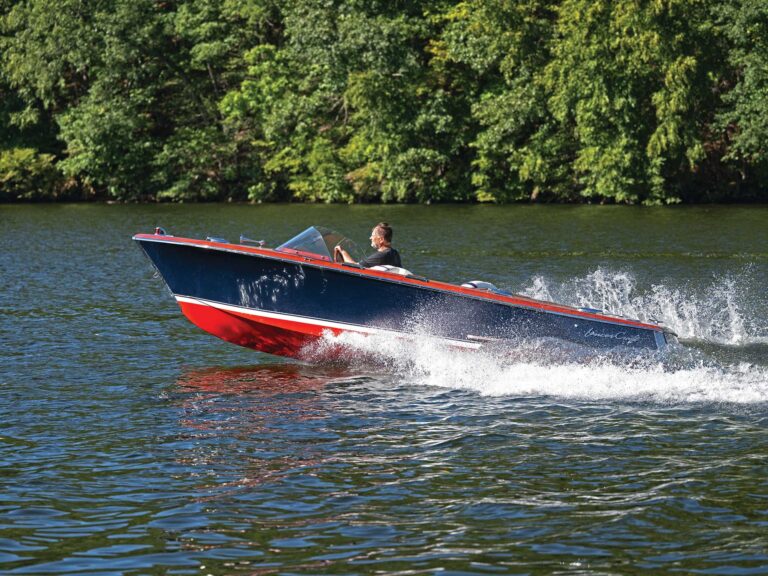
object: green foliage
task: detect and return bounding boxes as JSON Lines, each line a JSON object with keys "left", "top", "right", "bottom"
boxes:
{"left": 717, "top": 0, "right": 768, "bottom": 188}
{"left": 153, "top": 127, "right": 241, "bottom": 201}
{"left": 442, "top": 0, "right": 566, "bottom": 202}
{"left": 57, "top": 87, "right": 157, "bottom": 199}
{"left": 544, "top": 0, "right": 723, "bottom": 204}
{"left": 1, "top": 0, "right": 767, "bottom": 203}
{"left": 0, "top": 147, "right": 62, "bottom": 200}
{"left": 1, "top": 0, "right": 270, "bottom": 200}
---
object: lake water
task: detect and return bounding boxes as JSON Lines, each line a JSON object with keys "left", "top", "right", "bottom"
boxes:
{"left": 2, "top": 203, "right": 767, "bottom": 574}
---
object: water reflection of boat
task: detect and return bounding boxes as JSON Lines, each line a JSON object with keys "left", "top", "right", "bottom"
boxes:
{"left": 134, "top": 226, "right": 674, "bottom": 358}
{"left": 173, "top": 365, "right": 340, "bottom": 497}
{"left": 176, "top": 364, "right": 344, "bottom": 397}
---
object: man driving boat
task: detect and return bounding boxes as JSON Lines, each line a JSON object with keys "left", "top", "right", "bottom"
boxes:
{"left": 334, "top": 222, "right": 402, "bottom": 268}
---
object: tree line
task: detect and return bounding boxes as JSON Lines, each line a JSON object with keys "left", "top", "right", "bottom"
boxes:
{"left": 1, "top": 0, "right": 767, "bottom": 204}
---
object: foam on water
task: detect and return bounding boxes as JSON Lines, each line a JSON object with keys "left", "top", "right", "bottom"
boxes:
{"left": 310, "top": 269, "right": 768, "bottom": 404}
{"left": 314, "top": 330, "right": 768, "bottom": 404}
{"left": 520, "top": 268, "right": 766, "bottom": 346}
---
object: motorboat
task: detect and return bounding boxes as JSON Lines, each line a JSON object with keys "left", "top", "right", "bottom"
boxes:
{"left": 133, "top": 226, "right": 675, "bottom": 358}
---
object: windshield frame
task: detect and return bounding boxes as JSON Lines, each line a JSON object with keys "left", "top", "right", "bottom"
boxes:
{"left": 275, "top": 226, "right": 364, "bottom": 262}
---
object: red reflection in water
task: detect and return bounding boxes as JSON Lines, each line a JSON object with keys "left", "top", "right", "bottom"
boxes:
{"left": 174, "top": 363, "right": 353, "bottom": 433}
{"left": 172, "top": 364, "right": 356, "bottom": 498}
{"left": 175, "top": 363, "right": 342, "bottom": 396}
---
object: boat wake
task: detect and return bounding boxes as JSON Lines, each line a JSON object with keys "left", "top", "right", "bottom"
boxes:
{"left": 520, "top": 267, "right": 767, "bottom": 346}
{"left": 309, "top": 269, "right": 768, "bottom": 405}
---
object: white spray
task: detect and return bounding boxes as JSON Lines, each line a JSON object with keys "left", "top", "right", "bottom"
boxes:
{"left": 309, "top": 269, "right": 768, "bottom": 404}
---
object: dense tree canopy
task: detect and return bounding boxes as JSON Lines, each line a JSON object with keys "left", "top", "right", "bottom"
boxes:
{"left": 1, "top": 0, "right": 766, "bottom": 203}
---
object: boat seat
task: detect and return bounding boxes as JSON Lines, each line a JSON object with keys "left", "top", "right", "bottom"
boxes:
{"left": 370, "top": 265, "right": 413, "bottom": 276}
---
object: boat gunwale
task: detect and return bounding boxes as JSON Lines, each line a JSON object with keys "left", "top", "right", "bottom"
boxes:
{"left": 133, "top": 233, "right": 668, "bottom": 334}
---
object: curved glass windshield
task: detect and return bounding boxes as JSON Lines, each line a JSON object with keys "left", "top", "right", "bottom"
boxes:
{"left": 276, "top": 226, "right": 363, "bottom": 262}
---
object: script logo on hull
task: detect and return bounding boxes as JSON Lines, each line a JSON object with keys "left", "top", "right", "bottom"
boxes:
{"left": 584, "top": 327, "right": 642, "bottom": 345}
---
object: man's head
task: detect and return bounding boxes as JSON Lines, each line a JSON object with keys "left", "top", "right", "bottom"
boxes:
{"left": 370, "top": 222, "right": 393, "bottom": 248}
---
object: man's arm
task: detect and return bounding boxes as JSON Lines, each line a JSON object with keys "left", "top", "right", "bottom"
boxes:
{"left": 333, "top": 246, "right": 356, "bottom": 263}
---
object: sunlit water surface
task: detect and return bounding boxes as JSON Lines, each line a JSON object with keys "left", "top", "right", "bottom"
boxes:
{"left": 2, "top": 204, "right": 767, "bottom": 574}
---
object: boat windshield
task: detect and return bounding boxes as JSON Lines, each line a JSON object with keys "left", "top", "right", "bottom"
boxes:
{"left": 275, "top": 226, "right": 363, "bottom": 262}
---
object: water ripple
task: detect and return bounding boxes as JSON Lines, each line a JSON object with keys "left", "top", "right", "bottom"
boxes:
{"left": 2, "top": 205, "right": 767, "bottom": 574}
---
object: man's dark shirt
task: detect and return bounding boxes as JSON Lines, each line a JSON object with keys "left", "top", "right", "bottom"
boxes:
{"left": 360, "top": 247, "right": 402, "bottom": 268}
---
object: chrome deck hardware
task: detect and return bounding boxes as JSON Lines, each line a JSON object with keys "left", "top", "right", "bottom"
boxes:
{"left": 240, "top": 235, "right": 266, "bottom": 247}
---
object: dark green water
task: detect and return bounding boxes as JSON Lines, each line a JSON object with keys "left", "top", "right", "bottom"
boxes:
{"left": 2, "top": 204, "right": 767, "bottom": 575}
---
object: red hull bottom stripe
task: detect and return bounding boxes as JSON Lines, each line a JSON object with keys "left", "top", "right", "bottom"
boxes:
{"left": 175, "top": 296, "right": 480, "bottom": 358}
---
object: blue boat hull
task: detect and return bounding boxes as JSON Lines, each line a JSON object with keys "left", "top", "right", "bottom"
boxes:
{"left": 134, "top": 235, "right": 670, "bottom": 358}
